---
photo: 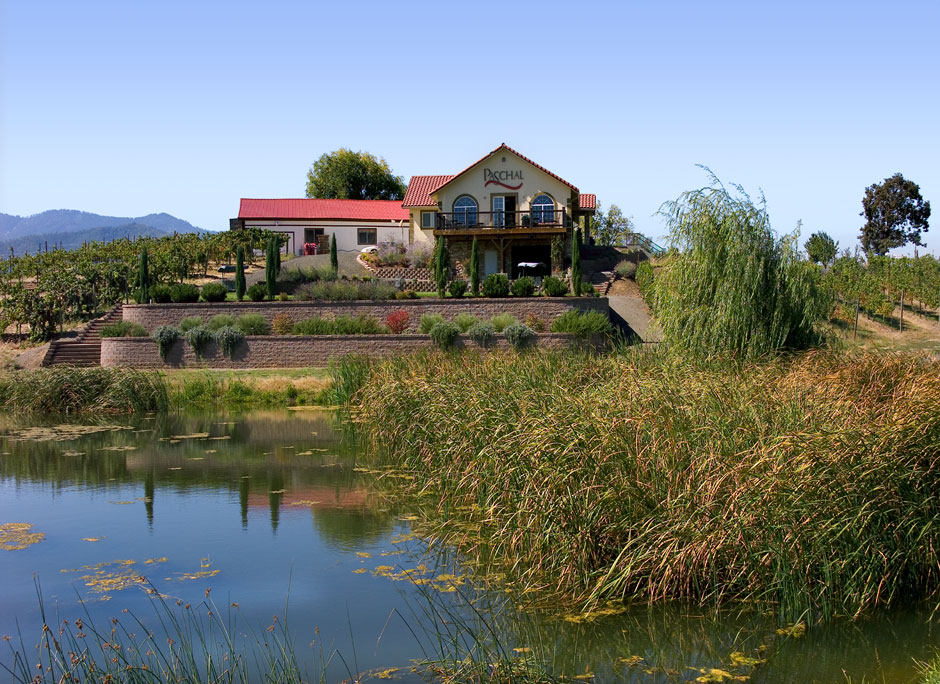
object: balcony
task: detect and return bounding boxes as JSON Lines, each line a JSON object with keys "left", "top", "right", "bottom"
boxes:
{"left": 433, "top": 210, "right": 569, "bottom": 236}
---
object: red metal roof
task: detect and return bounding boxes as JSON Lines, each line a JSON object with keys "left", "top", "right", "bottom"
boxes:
{"left": 402, "top": 175, "right": 455, "bottom": 207}
{"left": 431, "top": 144, "right": 579, "bottom": 195}
{"left": 238, "top": 198, "right": 409, "bottom": 221}
{"left": 578, "top": 194, "right": 596, "bottom": 210}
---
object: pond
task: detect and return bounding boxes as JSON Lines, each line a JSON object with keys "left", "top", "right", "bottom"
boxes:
{"left": 0, "top": 409, "right": 936, "bottom": 683}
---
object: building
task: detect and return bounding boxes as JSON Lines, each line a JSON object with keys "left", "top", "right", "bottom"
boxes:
{"left": 232, "top": 143, "right": 595, "bottom": 277}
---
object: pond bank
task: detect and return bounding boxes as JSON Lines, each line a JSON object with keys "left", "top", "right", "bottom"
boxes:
{"left": 347, "top": 348, "right": 940, "bottom": 621}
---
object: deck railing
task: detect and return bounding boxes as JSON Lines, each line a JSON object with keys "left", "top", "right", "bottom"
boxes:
{"left": 435, "top": 210, "right": 569, "bottom": 231}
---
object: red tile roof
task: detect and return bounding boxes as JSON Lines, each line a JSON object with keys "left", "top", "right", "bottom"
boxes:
{"left": 402, "top": 175, "right": 455, "bottom": 207}
{"left": 431, "top": 144, "right": 579, "bottom": 195}
{"left": 578, "top": 194, "right": 597, "bottom": 210}
{"left": 238, "top": 198, "right": 409, "bottom": 221}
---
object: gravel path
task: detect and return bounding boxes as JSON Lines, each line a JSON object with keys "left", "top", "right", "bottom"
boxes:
{"left": 607, "top": 280, "right": 661, "bottom": 342}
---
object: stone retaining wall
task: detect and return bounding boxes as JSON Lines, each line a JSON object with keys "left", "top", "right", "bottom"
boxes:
{"left": 122, "top": 298, "right": 608, "bottom": 333}
{"left": 101, "top": 334, "right": 604, "bottom": 369}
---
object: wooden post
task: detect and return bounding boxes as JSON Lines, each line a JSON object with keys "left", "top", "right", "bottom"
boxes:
{"left": 853, "top": 296, "right": 860, "bottom": 340}
{"left": 899, "top": 290, "right": 904, "bottom": 331}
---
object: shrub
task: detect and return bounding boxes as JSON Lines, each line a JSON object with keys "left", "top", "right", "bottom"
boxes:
{"left": 271, "top": 313, "right": 294, "bottom": 335}
{"left": 293, "top": 318, "right": 333, "bottom": 335}
{"left": 151, "top": 325, "right": 180, "bottom": 361}
{"left": 489, "top": 313, "right": 517, "bottom": 333}
{"left": 503, "top": 322, "right": 535, "bottom": 350}
{"left": 541, "top": 276, "right": 569, "bottom": 297}
{"left": 510, "top": 276, "right": 536, "bottom": 297}
{"left": 376, "top": 240, "right": 408, "bottom": 266}
{"left": 332, "top": 314, "right": 386, "bottom": 335}
{"left": 408, "top": 242, "right": 434, "bottom": 269}
{"left": 246, "top": 283, "right": 267, "bottom": 302}
{"left": 179, "top": 316, "right": 203, "bottom": 332}
{"left": 481, "top": 273, "right": 510, "bottom": 298}
{"left": 448, "top": 279, "right": 467, "bottom": 298}
{"left": 550, "top": 310, "right": 613, "bottom": 336}
{"left": 201, "top": 282, "right": 228, "bottom": 302}
{"left": 184, "top": 326, "right": 214, "bottom": 358}
{"left": 395, "top": 290, "right": 419, "bottom": 300}
{"left": 524, "top": 313, "right": 546, "bottom": 332}
{"left": 635, "top": 262, "right": 655, "bottom": 305}
{"left": 170, "top": 283, "right": 200, "bottom": 303}
{"left": 206, "top": 314, "right": 236, "bottom": 332}
{"left": 385, "top": 309, "right": 410, "bottom": 334}
{"left": 428, "top": 321, "right": 459, "bottom": 349}
{"left": 295, "top": 281, "right": 395, "bottom": 301}
{"left": 236, "top": 313, "right": 270, "bottom": 335}
{"left": 466, "top": 322, "right": 495, "bottom": 347}
{"left": 453, "top": 313, "right": 478, "bottom": 333}
{"left": 580, "top": 282, "right": 599, "bottom": 296}
{"left": 150, "top": 284, "right": 172, "bottom": 303}
{"left": 277, "top": 292, "right": 289, "bottom": 302}
{"left": 100, "top": 321, "right": 147, "bottom": 338}
{"left": 215, "top": 326, "right": 245, "bottom": 358}
{"left": 419, "top": 313, "right": 446, "bottom": 334}
{"left": 615, "top": 260, "right": 637, "bottom": 279}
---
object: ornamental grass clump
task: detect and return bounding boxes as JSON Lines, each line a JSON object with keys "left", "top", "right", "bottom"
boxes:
{"left": 352, "top": 349, "right": 940, "bottom": 621}
{"left": 489, "top": 313, "right": 517, "bottom": 333}
{"left": 179, "top": 316, "right": 203, "bottom": 332}
{"left": 654, "top": 171, "right": 831, "bottom": 358}
{"left": 419, "top": 313, "right": 446, "bottom": 334}
{"left": 100, "top": 321, "right": 147, "bottom": 337}
{"left": 453, "top": 312, "right": 478, "bottom": 332}
{"left": 0, "top": 366, "right": 167, "bottom": 413}
{"left": 235, "top": 313, "right": 270, "bottom": 335}
{"left": 206, "top": 314, "right": 236, "bottom": 332}
{"left": 549, "top": 310, "right": 613, "bottom": 336}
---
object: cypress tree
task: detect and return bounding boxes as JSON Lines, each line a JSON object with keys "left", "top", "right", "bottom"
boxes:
{"left": 138, "top": 247, "right": 150, "bottom": 304}
{"left": 435, "top": 236, "right": 448, "bottom": 298}
{"left": 571, "top": 228, "right": 582, "bottom": 297}
{"left": 329, "top": 234, "right": 338, "bottom": 274}
{"left": 469, "top": 236, "right": 480, "bottom": 296}
{"left": 265, "top": 238, "right": 277, "bottom": 300}
{"left": 274, "top": 238, "right": 281, "bottom": 271}
{"left": 235, "top": 246, "right": 246, "bottom": 301}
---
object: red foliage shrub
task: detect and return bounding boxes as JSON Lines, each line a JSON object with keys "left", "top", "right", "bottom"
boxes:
{"left": 385, "top": 309, "right": 410, "bottom": 334}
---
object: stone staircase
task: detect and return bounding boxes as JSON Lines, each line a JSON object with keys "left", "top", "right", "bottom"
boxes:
{"left": 43, "top": 305, "right": 124, "bottom": 367}
{"left": 588, "top": 270, "right": 615, "bottom": 296}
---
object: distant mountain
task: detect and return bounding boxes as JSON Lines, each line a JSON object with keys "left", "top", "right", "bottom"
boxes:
{"left": 3, "top": 223, "right": 181, "bottom": 256}
{"left": 0, "top": 209, "right": 206, "bottom": 256}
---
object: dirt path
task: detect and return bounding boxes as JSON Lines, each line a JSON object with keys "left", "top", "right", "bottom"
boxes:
{"left": 607, "top": 279, "right": 661, "bottom": 343}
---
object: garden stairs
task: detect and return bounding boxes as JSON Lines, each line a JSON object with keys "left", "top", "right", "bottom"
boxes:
{"left": 42, "top": 305, "right": 124, "bottom": 367}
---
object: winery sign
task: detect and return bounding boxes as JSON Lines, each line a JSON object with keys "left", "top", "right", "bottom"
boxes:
{"left": 483, "top": 168, "right": 523, "bottom": 190}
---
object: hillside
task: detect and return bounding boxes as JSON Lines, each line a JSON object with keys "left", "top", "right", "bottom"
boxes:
{"left": 0, "top": 209, "right": 205, "bottom": 255}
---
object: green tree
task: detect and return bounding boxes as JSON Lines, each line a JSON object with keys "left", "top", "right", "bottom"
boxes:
{"left": 805, "top": 231, "right": 838, "bottom": 265}
{"left": 595, "top": 204, "right": 635, "bottom": 246}
{"left": 265, "top": 238, "right": 277, "bottom": 300}
{"left": 138, "top": 247, "right": 150, "bottom": 304}
{"left": 571, "top": 228, "right": 582, "bottom": 296}
{"left": 469, "top": 237, "right": 480, "bottom": 296}
{"left": 235, "top": 246, "right": 246, "bottom": 301}
{"left": 435, "top": 236, "right": 448, "bottom": 298}
{"left": 329, "top": 234, "right": 338, "bottom": 273}
{"left": 305, "top": 148, "right": 406, "bottom": 200}
{"left": 860, "top": 173, "right": 931, "bottom": 255}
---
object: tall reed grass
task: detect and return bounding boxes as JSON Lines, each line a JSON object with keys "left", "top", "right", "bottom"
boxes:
{"left": 352, "top": 348, "right": 940, "bottom": 621}
{"left": 0, "top": 366, "right": 168, "bottom": 413}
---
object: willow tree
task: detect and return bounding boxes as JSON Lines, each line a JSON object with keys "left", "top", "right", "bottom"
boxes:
{"left": 654, "top": 171, "right": 829, "bottom": 359}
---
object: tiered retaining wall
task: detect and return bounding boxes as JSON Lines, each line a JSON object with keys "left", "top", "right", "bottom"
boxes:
{"left": 122, "top": 298, "right": 608, "bottom": 333}
{"left": 101, "top": 334, "right": 605, "bottom": 369}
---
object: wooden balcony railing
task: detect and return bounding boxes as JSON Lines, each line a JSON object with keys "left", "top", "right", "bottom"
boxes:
{"left": 435, "top": 210, "right": 569, "bottom": 231}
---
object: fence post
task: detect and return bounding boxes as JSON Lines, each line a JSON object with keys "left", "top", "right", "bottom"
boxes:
{"left": 853, "top": 296, "right": 860, "bottom": 340}
{"left": 899, "top": 290, "right": 904, "bottom": 331}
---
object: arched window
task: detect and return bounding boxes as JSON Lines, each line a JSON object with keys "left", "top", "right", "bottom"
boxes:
{"left": 531, "top": 194, "right": 555, "bottom": 224}
{"left": 453, "top": 196, "right": 478, "bottom": 226}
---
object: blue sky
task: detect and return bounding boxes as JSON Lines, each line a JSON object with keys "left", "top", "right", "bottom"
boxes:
{"left": 1, "top": 0, "right": 937, "bottom": 254}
